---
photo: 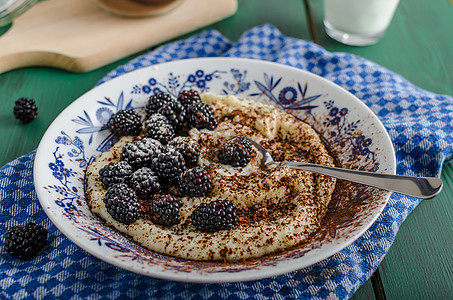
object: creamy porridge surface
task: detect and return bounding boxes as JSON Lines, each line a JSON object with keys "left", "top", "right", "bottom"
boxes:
{"left": 85, "top": 93, "right": 336, "bottom": 261}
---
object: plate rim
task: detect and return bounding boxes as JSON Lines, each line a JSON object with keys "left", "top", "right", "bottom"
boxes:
{"left": 33, "top": 57, "right": 396, "bottom": 283}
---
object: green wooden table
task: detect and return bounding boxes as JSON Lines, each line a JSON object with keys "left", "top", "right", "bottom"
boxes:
{"left": 1, "top": 0, "right": 452, "bottom": 298}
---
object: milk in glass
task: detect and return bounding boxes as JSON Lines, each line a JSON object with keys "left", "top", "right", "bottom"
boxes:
{"left": 324, "top": 0, "right": 400, "bottom": 46}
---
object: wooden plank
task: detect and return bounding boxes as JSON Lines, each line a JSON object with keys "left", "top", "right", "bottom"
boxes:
{"left": 379, "top": 162, "right": 453, "bottom": 299}
{"left": 351, "top": 278, "right": 377, "bottom": 300}
{"left": 206, "top": 0, "right": 311, "bottom": 42}
{"left": 371, "top": 269, "right": 387, "bottom": 300}
{"left": 0, "top": 0, "right": 237, "bottom": 73}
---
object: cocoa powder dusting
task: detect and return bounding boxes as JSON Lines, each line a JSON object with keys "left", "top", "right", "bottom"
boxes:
{"left": 85, "top": 93, "right": 363, "bottom": 264}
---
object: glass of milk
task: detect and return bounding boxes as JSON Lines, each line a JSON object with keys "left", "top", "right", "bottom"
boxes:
{"left": 323, "top": 0, "right": 400, "bottom": 46}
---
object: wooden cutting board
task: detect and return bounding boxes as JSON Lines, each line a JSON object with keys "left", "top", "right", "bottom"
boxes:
{"left": 0, "top": 0, "right": 237, "bottom": 73}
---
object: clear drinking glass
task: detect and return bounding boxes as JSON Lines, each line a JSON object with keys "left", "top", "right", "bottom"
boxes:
{"left": 0, "top": 0, "right": 37, "bottom": 27}
{"left": 323, "top": 0, "right": 400, "bottom": 46}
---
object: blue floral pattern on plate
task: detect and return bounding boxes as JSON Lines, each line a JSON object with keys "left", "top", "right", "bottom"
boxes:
{"left": 35, "top": 59, "right": 392, "bottom": 282}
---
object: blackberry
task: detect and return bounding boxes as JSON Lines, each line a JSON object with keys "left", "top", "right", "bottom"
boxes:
{"left": 4, "top": 222, "right": 47, "bottom": 260}
{"left": 157, "top": 100, "right": 186, "bottom": 129}
{"left": 186, "top": 102, "right": 217, "bottom": 130}
{"left": 103, "top": 183, "right": 142, "bottom": 225}
{"left": 13, "top": 97, "right": 38, "bottom": 123}
{"left": 151, "top": 147, "right": 186, "bottom": 183}
{"left": 146, "top": 194, "right": 183, "bottom": 226}
{"left": 218, "top": 136, "right": 252, "bottom": 167}
{"left": 178, "top": 167, "right": 212, "bottom": 197}
{"left": 98, "top": 161, "right": 133, "bottom": 189}
{"left": 145, "top": 113, "right": 175, "bottom": 144}
{"left": 107, "top": 109, "right": 142, "bottom": 137}
{"left": 168, "top": 136, "right": 200, "bottom": 167}
{"left": 145, "top": 92, "right": 175, "bottom": 118}
{"left": 120, "top": 138, "right": 163, "bottom": 169}
{"left": 191, "top": 200, "right": 237, "bottom": 232}
{"left": 145, "top": 113, "right": 169, "bottom": 125}
{"left": 129, "top": 167, "right": 162, "bottom": 199}
{"left": 177, "top": 89, "right": 202, "bottom": 107}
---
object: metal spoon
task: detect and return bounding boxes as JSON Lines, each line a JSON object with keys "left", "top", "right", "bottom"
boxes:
{"left": 244, "top": 137, "right": 443, "bottom": 199}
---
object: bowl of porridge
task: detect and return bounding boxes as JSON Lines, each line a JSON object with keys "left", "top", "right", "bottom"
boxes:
{"left": 34, "top": 57, "right": 395, "bottom": 282}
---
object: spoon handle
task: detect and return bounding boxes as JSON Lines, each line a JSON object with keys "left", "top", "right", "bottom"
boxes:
{"left": 280, "top": 162, "right": 443, "bottom": 199}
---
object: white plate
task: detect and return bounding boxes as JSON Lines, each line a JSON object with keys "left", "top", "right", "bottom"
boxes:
{"left": 34, "top": 57, "right": 395, "bottom": 283}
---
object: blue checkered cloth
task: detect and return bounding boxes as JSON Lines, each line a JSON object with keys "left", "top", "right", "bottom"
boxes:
{"left": 1, "top": 24, "right": 452, "bottom": 299}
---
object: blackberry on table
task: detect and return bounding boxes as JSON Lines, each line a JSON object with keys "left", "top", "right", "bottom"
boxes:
{"left": 4, "top": 222, "right": 47, "bottom": 260}
{"left": 178, "top": 167, "right": 212, "bottom": 197}
{"left": 121, "top": 138, "right": 163, "bottom": 169}
{"left": 177, "top": 89, "right": 202, "bottom": 107}
{"left": 98, "top": 161, "right": 133, "bottom": 189}
{"left": 157, "top": 100, "right": 186, "bottom": 129}
{"left": 151, "top": 147, "right": 186, "bottom": 183}
{"left": 218, "top": 136, "right": 252, "bottom": 167}
{"left": 186, "top": 102, "right": 217, "bottom": 130}
{"left": 145, "top": 113, "right": 175, "bottom": 144}
{"left": 191, "top": 200, "right": 237, "bottom": 232}
{"left": 129, "top": 167, "right": 162, "bottom": 199}
{"left": 107, "top": 109, "right": 142, "bottom": 137}
{"left": 103, "top": 183, "right": 142, "bottom": 225}
{"left": 168, "top": 136, "right": 200, "bottom": 167}
{"left": 13, "top": 97, "right": 38, "bottom": 123}
{"left": 146, "top": 194, "right": 183, "bottom": 226}
{"left": 145, "top": 92, "right": 175, "bottom": 117}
